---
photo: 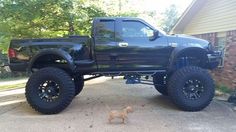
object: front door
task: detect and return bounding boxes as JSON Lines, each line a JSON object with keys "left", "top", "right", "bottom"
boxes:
{"left": 115, "top": 19, "right": 171, "bottom": 71}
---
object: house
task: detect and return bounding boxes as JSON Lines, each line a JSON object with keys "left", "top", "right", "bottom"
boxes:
{"left": 171, "top": 0, "right": 236, "bottom": 89}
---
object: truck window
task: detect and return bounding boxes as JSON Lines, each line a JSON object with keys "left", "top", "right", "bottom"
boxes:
{"left": 95, "top": 20, "right": 115, "bottom": 41}
{"left": 121, "top": 21, "right": 154, "bottom": 38}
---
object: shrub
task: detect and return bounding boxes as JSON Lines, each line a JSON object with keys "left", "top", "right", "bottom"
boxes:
{"left": 216, "top": 83, "right": 232, "bottom": 93}
{"left": 0, "top": 52, "right": 28, "bottom": 80}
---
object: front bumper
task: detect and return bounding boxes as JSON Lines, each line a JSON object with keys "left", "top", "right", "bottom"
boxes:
{"left": 206, "top": 50, "right": 223, "bottom": 69}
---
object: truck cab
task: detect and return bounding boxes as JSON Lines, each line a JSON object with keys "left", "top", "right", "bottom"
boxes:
{"left": 92, "top": 17, "right": 172, "bottom": 72}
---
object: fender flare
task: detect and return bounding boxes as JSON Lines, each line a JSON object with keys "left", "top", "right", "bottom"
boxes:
{"left": 28, "top": 49, "right": 76, "bottom": 72}
{"left": 168, "top": 47, "right": 208, "bottom": 71}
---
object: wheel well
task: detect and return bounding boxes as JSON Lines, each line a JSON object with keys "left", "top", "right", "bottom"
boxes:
{"left": 31, "top": 54, "right": 71, "bottom": 73}
{"left": 173, "top": 48, "right": 208, "bottom": 69}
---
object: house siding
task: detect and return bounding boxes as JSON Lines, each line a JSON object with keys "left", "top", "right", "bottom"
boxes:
{"left": 183, "top": 0, "right": 236, "bottom": 35}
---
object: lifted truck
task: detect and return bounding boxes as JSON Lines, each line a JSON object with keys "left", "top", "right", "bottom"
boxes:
{"left": 8, "top": 17, "right": 222, "bottom": 114}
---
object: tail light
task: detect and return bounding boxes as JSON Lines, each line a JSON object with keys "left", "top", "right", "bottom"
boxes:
{"left": 8, "top": 48, "right": 16, "bottom": 58}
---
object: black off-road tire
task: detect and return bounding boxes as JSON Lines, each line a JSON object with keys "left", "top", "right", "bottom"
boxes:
{"left": 153, "top": 74, "right": 168, "bottom": 96}
{"left": 25, "top": 67, "right": 75, "bottom": 114}
{"left": 168, "top": 66, "right": 215, "bottom": 111}
{"left": 74, "top": 76, "right": 84, "bottom": 96}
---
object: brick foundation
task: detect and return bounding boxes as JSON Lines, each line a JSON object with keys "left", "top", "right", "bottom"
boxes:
{"left": 194, "top": 30, "right": 236, "bottom": 89}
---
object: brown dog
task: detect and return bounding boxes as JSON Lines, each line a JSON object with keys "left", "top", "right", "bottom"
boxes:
{"left": 108, "top": 106, "right": 133, "bottom": 124}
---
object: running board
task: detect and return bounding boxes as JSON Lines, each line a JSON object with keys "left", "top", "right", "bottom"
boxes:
{"left": 74, "top": 60, "right": 95, "bottom": 66}
{"left": 92, "top": 70, "right": 166, "bottom": 76}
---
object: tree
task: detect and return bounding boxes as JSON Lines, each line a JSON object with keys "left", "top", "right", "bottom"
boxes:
{"left": 0, "top": 0, "right": 107, "bottom": 52}
{"left": 160, "top": 4, "right": 180, "bottom": 33}
{"left": 0, "top": 0, "right": 145, "bottom": 53}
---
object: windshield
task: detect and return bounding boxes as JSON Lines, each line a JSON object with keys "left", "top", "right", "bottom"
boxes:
{"left": 141, "top": 18, "right": 167, "bottom": 35}
{"left": 155, "top": 27, "right": 167, "bottom": 35}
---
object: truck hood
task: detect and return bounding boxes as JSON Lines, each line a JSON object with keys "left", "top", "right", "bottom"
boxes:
{"left": 167, "top": 34, "right": 210, "bottom": 49}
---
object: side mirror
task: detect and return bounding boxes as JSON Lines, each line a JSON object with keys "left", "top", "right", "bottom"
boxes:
{"left": 149, "top": 30, "right": 159, "bottom": 41}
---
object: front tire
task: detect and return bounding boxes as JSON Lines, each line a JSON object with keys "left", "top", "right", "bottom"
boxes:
{"left": 25, "top": 67, "right": 75, "bottom": 114}
{"left": 168, "top": 66, "right": 215, "bottom": 111}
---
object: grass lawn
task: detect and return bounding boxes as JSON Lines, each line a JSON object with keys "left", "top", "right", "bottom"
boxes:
{"left": 0, "top": 77, "right": 28, "bottom": 82}
{"left": 0, "top": 83, "right": 26, "bottom": 91}
{"left": 0, "top": 77, "right": 27, "bottom": 91}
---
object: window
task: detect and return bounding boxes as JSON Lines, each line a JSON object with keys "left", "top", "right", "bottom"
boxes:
{"left": 217, "top": 37, "right": 226, "bottom": 50}
{"left": 216, "top": 32, "right": 226, "bottom": 67}
{"left": 95, "top": 20, "right": 115, "bottom": 41}
{"left": 121, "top": 21, "right": 154, "bottom": 38}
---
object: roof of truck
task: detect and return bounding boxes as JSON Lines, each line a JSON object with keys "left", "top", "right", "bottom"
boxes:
{"left": 93, "top": 17, "right": 142, "bottom": 21}
{"left": 93, "top": 17, "right": 166, "bottom": 35}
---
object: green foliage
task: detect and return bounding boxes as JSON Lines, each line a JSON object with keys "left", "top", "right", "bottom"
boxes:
{"left": 216, "top": 83, "right": 232, "bottom": 93}
{"left": 160, "top": 4, "right": 180, "bottom": 33}
{"left": 0, "top": 0, "right": 158, "bottom": 53}
{"left": 0, "top": 36, "right": 11, "bottom": 54}
{"left": 0, "top": 0, "right": 107, "bottom": 52}
{"left": 0, "top": 52, "right": 7, "bottom": 66}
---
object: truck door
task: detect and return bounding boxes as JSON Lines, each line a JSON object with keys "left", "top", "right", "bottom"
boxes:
{"left": 115, "top": 19, "right": 171, "bottom": 70}
{"left": 94, "top": 19, "right": 119, "bottom": 71}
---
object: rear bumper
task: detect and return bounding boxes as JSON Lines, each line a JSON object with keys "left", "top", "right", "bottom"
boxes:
{"left": 9, "top": 62, "right": 29, "bottom": 72}
{"left": 206, "top": 51, "right": 222, "bottom": 69}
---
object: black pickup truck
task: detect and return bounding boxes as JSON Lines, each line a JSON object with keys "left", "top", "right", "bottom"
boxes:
{"left": 8, "top": 17, "right": 222, "bottom": 114}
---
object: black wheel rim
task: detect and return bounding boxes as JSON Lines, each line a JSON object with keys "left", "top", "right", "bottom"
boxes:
{"left": 183, "top": 78, "right": 204, "bottom": 100}
{"left": 38, "top": 80, "right": 60, "bottom": 102}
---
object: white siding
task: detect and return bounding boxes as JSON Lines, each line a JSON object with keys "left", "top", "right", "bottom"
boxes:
{"left": 183, "top": 0, "right": 236, "bottom": 35}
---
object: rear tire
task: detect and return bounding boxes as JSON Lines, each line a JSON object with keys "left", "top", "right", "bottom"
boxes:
{"left": 153, "top": 74, "right": 168, "bottom": 96}
{"left": 25, "top": 67, "right": 75, "bottom": 114}
{"left": 168, "top": 66, "right": 215, "bottom": 111}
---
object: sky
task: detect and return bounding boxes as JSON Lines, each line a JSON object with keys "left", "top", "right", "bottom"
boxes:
{"left": 128, "top": 0, "right": 193, "bottom": 14}
{"left": 126, "top": 0, "right": 194, "bottom": 28}
{"left": 102, "top": 0, "right": 193, "bottom": 14}
{"left": 98, "top": 0, "right": 194, "bottom": 29}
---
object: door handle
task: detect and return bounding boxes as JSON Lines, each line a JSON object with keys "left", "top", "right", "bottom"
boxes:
{"left": 118, "top": 42, "right": 128, "bottom": 47}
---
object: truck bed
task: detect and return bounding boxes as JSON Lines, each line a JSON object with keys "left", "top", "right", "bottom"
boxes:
{"left": 9, "top": 36, "right": 91, "bottom": 72}
{"left": 10, "top": 36, "right": 90, "bottom": 47}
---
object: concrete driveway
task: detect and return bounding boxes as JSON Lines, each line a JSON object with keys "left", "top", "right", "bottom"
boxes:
{"left": 0, "top": 77, "right": 236, "bottom": 132}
